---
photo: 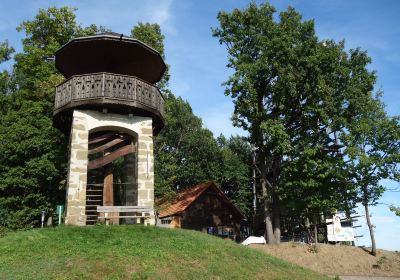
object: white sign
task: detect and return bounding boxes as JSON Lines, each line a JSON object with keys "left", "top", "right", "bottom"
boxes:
{"left": 326, "top": 214, "right": 354, "bottom": 242}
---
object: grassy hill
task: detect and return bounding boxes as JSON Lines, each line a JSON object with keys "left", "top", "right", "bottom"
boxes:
{"left": 0, "top": 225, "right": 328, "bottom": 280}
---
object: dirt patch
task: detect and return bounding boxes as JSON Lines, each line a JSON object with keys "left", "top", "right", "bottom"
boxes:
{"left": 251, "top": 243, "right": 400, "bottom": 277}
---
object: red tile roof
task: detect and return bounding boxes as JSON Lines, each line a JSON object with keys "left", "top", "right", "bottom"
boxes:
{"left": 158, "top": 181, "right": 245, "bottom": 219}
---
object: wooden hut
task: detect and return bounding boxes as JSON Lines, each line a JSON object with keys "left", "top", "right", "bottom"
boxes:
{"left": 157, "top": 182, "right": 245, "bottom": 239}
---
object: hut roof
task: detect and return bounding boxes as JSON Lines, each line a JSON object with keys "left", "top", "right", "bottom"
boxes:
{"left": 158, "top": 181, "right": 245, "bottom": 219}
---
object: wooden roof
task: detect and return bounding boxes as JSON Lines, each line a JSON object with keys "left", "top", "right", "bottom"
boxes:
{"left": 55, "top": 33, "right": 166, "bottom": 84}
{"left": 158, "top": 181, "right": 245, "bottom": 219}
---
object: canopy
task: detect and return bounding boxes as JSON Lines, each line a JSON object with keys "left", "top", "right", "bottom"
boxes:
{"left": 55, "top": 33, "right": 166, "bottom": 84}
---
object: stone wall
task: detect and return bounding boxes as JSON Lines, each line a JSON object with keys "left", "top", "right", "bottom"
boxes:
{"left": 65, "top": 109, "right": 155, "bottom": 225}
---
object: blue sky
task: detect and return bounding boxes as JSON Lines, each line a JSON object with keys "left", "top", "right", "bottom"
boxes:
{"left": 1, "top": 0, "right": 399, "bottom": 250}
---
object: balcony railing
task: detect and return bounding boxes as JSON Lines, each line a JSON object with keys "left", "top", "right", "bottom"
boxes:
{"left": 54, "top": 72, "right": 164, "bottom": 117}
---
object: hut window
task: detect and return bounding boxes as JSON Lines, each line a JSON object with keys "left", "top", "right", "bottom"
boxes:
{"left": 161, "top": 218, "right": 172, "bottom": 225}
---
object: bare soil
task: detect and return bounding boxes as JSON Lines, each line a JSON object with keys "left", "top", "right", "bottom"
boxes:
{"left": 251, "top": 243, "right": 400, "bottom": 277}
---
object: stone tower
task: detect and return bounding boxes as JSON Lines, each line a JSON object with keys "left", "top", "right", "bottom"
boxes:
{"left": 53, "top": 33, "right": 165, "bottom": 226}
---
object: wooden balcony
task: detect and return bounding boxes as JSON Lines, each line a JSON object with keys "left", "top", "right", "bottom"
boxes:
{"left": 53, "top": 72, "right": 165, "bottom": 134}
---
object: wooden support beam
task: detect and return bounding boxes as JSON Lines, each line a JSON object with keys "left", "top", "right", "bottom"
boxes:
{"left": 88, "top": 138, "right": 125, "bottom": 155}
{"left": 103, "top": 163, "right": 114, "bottom": 207}
{"left": 88, "top": 132, "right": 115, "bottom": 145}
{"left": 88, "top": 144, "right": 135, "bottom": 170}
{"left": 102, "top": 163, "right": 119, "bottom": 225}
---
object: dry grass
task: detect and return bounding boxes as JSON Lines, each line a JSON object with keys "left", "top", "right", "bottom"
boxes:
{"left": 251, "top": 242, "right": 400, "bottom": 277}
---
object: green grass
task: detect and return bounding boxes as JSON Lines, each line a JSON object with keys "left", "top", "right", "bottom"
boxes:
{"left": 0, "top": 225, "right": 328, "bottom": 280}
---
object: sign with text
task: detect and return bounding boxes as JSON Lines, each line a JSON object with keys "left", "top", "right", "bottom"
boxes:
{"left": 326, "top": 214, "right": 355, "bottom": 242}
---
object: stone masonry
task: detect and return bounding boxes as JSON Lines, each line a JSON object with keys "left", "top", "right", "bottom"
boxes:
{"left": 65, "top": 109, "right": 155, "bottom": 225}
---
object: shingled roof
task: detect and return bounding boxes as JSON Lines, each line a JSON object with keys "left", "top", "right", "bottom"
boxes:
{"left": 158, "top": 181, "right": 245, "bottom": 219}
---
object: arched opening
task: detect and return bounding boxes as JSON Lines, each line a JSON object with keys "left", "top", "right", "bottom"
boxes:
{"left": 85, "top": 129, "right": 138, "bottom": 225}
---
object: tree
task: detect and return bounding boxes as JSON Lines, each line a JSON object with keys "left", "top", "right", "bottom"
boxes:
{"left": 217, "top": 135, "right": 253, "bottom": 217}
{"left": 153, "top": 94, "right": 221, "bottom": 195}
{"left": 213, "top": 2, "right": 394, "bottom": 245}
{"left": 343, "top": 93, "right": 400, "bottom": 256}
{"left": 0, "top": 7, "right": 105, "bottom": 229}
{"left": 131, "top": 23, "right": 170, "bottom": 91}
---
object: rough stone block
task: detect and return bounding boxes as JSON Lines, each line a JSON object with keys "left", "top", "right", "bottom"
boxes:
{"left": 76, "top": 150, "right": 88, "bottom": 161}
{"left": 141, "top": 127, "right": 153, "bottom": 135}
{"left": 73, "top": 123, "right": 86, "bottom": 131}
{"left": 138, "top": 189, "right": 149, "bottom": 200}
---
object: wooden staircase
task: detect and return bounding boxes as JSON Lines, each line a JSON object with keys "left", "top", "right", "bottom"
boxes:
{"left": 85, "top": 183, "right": 103, "bottom": 225}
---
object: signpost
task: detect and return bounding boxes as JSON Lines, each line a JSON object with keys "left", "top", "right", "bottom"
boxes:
{"left": 326, "top": 214, "right": 355, "bottom": 242}
{"left": 41, "top": 211, "right": 46, "bottom": 228}
{"left": 56, "top": 205, "right": 64, "bottom": 225}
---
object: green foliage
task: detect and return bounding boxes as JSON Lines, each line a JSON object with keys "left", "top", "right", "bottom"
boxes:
{"left": 343, "top": 95, "right": 400, "bottom": 207}
{"left": 0, "top": 40, "right": 14, "bottom": 63}
{"left": 389, "top": 205, "right": 400, "bottom": 216}
{"left": 154, "top": 94, "right": 252, "bottom": 216}
{"left": 213, "top": 2, "right": 399, "bottom": 243}
{"left": 0, "top": 226, "right": 328, "bottom": 280}
{"left": 0, "top": 7, "right": 104, "bottom": 229}
{"left": 131, "top": 22, "right": 170, "bottom": 91}
{"left": 217, "top": 135, "right": 253, "bottom": 216}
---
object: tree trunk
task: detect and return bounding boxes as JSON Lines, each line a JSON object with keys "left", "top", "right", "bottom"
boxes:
{"left": 363, "top": 185, "right": 376, "bottom": 256}
{"left": 364, "top": 202, "right": 376, "bottom": 256}
{"left": 261, "top": 178, "right": 275, "bottom": 244}
{"left": 272, "top": 193, "right": 281, "bottom": 243}
{"left": 313, "top": 214, "right": 318, "bottom": 248}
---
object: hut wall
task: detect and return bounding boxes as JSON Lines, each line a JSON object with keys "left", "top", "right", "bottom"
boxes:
{"left": 180, "top": 189, "right": 241, "bottom": 235}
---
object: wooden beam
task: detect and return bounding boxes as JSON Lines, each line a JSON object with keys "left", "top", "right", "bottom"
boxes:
{"left": 88, "top": 143, "right": 135, "bottom": 170}
{"left": 102, "top": 163, "right": 119, "bottom": 225}
{"left": 88, "top": 138, "right": 125, "bottom": 155}
{"left": 88, "top": 133, "right": 115, "bottom": 145}
{"left": 103, "top": 164, "right": 114, "bottom": 207}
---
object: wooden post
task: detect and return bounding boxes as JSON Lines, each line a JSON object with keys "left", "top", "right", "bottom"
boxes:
{"left": 103, "top": 163, "right": 118, "bottom": 224}
{"left": 103, "top": 163, "right": 114, "bottom": 206}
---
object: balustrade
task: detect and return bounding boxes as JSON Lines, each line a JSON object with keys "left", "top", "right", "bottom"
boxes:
{"left": 54, "top": 72, "right": 164, "bottom": 117}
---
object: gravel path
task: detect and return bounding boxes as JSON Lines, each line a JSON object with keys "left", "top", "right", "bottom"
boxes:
{"left": 340, "top": 276, "right": 400, "bottom": 280}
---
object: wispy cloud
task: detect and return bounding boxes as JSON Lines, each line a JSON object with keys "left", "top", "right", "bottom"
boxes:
{"left": 70, "top": 0, "right": 175, "bottom": 35}
{"left": 143, "top": 0, "right": 175, "bottom": 34}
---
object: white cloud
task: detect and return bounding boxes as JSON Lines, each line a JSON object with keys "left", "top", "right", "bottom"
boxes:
{"left": 69, "top": 0, "right": 175, "bottom": 36}
{"left": 143, "top": 0, "right": 175, "bottom": 34}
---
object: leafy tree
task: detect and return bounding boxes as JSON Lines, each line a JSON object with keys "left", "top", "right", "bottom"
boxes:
{"left": 217, "top": 135, "right": 253, "bottom": 216}
{"left": 213, "top": 2, "right": 395, "bottom": 246}
{"left": 343, "top": 94, "right": 400, "bottom": 256}
{"left": 154, "top": 94, "right": 221, "bottom": 195}
{"left": 131, "top": 23, "right": 170, "bottom": 91}
{"left": 0, "top": 7, "right": 104, "bottom": 229}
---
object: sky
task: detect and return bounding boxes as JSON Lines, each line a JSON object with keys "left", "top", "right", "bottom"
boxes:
{"left": 0, "top": 0, "right": 399, "bottom": 250}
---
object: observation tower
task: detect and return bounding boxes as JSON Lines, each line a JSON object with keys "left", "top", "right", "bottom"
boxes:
{"left": 53, "top": 32, "right": 165, "bottom": 225}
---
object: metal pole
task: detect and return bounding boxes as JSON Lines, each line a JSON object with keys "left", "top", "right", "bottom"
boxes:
{"left": 252, "top": 148, "right": 257, "bottom": 215}
{"left": 252, "top": 147, "right": 257, "bottom": 235}
{"left": 41, "top": 211, "right": 46, "bottom": 228}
